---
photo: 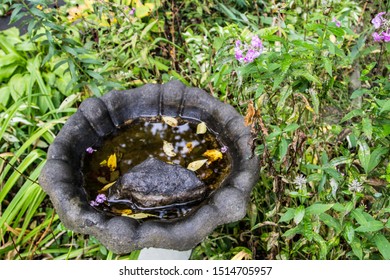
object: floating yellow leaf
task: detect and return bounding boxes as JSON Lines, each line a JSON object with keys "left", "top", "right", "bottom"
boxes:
{"left": 162, "top": 116, "right": 178, "bottom": 127}
{"left": 99, "top": 160, "right": 107, "bottom": 167}
{"left": 187, "top": 159, "right": 208, "bottom": 171}
{"left": 124, "top": 212, "right": 157, "bottom": 219}
{"left": 202, "top": 149, "right": 223, "bottom": 164}
{"left": 163, "top": 140, "right": 177, "bottom": 157}
{"left": 107, "top": 153, "right": 117, "bottom": 172}
{"left": 196, "top": 122, "right": 207, "bottom": 134}
{"left": 111, "top": 208, "right": 133, "bottom": 215}
{"left": 185, "top": 142, "right": 193, "bottom": 153}
{"left": 98, "top": 181, "right": 116, "bottom": 193}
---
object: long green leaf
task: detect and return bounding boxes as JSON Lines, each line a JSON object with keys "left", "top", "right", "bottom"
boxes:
{"left": 373, "top": 234, "right": 390, "bottom": 260}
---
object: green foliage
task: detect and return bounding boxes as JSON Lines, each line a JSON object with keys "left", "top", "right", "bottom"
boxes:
{"left": 1, "top": 0, "right": 389, "bottom": 259}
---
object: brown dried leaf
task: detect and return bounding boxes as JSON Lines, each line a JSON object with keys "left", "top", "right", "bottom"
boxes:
{"left": 244, "top": 100, "right": 256, "bottom": 126}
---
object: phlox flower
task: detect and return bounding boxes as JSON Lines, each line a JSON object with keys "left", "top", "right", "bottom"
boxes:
{"left": 371, "top": 12, "right": 386, "bottom": 29}
{"left": 234, "top": 35, "right": 263, "bottom": 64}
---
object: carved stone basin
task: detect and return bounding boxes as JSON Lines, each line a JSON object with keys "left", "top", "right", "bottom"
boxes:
{"left": 39, "top": 80, "right": 260, "bottom": 254}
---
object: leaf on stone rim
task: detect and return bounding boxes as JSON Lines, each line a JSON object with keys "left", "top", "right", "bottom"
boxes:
{"left": 196, "top": 122, "right": 207, "bottom": 134}
{"left": 187, "top": 159, "right": 208, "bottom": 171}
{"left": 202, "top": 149, "right": 223, "bottom": 164}
{"left": 162, "top": 116, "right": 178, "bottom": 127}
{"left": 107, "top": 153, "right": 117, "bottom": 172}
{"left": 124, "top": 212, "right": 158, "bottom": 219}
{"left": 163, "top": 140, "right": 177, "bottom": 157}
{"left": 98, "top": 181, "right": 116, "bottom": 193}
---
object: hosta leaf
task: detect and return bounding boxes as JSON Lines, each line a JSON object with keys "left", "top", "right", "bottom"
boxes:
{"left": 187, "top": 159, "right": 208, "bottom": 171}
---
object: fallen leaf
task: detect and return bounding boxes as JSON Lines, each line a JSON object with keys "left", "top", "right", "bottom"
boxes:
{"left": 231, "top": 250, "right": 252, "bottom": 260}
{"left": 185, "top": 142, "right": 193, "bottom": 153}
{"left": 99, "top": 159, "right": 107, "bottom": 166}
{"left": 97, "top": 177, "right": 109, "bottom": 184}
{"left": 162, "top": 116, "right": 178, "bottom": 127}
{"left": 163, "top": 140, "right": 177, "bottom": 157}
{"left": 110, "top": 170, "right": 120, "bottom": 181}
{"left": 202, "top": 149, "right": 223, "bottom": 164}
{"left": 98, "top": 181, "right": 116, "bottom": 193}
{"left": 124, "top": 212, "right": 157, "bottom": 219}
{"left": 107, "top": 153, "right": 117, "bottom": 171}
{"left": 111, "top": 208, "right": 133, "bottom": 215}
{"left": 196, "top": 122, "right": 207, "bottom": 134}
{"left": 187, "top": 159, "right": 208, "bottom": 171}
{"left": 244, "top": 100, "right": 256, "bottom": 126}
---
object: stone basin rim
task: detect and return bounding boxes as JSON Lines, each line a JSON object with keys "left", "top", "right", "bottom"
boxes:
{"left": 39, "top": 80, "right": 260, "bottom": 254}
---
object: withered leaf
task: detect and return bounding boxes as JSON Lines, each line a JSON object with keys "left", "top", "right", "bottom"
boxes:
{"left": 162, "top": 116, "right": 178, "bottom": 127}
{"left": 202, "top": 149, "right": 223, "bottom": 164}
{"left": 125, "top": 212, "right": 157, "bottom": 219}
{"left": 111, "top": 208, "right": 133, "bottom": 215}
{"left": 244, "top": 100, "right": 256, "bottom": 126}
{"left": 196, "top": 122, "right": 207, "bottom": 134}
{"left": 163, "top": 140, "right": 177, "bottom": 157}
{"left": 98, "top": 181, "right": 116, "bottom": 193}
{"left": 107, "top": 153, "right": 117, "bottom": 172}
{"left": 187, "top": 159, "right": 208, "bottom": 171}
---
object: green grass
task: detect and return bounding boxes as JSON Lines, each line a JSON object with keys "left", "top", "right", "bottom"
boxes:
{"left": 1, "top": 0, "right": 389, "bottom": 259}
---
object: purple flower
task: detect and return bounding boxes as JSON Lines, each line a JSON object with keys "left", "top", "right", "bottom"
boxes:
{"left": 129, "top": 7, "right": 135, "bottom": 15}
{"left": 234, "top": 36, "right": 263, "bottom": 64}
{"left": 220, "top": 146, "right": 228, "bottom": 153}
{"left": 244, "top": 49, "right": 260, "bottom": 63}
{"left": 372, "top": 32, "right": 384, "bottom": 42}
{"left": 332, "top": 17, "right": 341, "bottom": 27}
{"left": 95, "top": 194, "right": 107, "bottom": 204}
{"left": 86, "top": 147, "right": 96, "bottom": 154}
{"left": 371, "top": 12, "right": 386, "bottom": 29}
{"left": 382, "top": 30, "right": 390, "bottom": 42}
{"left": 251, "top": 35, "right": 263, "bottom": 49}
{"left": 90, "top": 200, "right": 99, "bottom": 207}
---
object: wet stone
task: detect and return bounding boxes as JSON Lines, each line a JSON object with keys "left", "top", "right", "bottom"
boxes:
{"left": 108, "top": 157, "right": 207, "bottom": 208}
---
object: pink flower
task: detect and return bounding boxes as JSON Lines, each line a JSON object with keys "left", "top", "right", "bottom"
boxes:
{"left": 251, "top": 35, "right": 263, "bottom": 49}
{"left": 86, "top": 147, "right": 96, "bottom": 154}
{"left": 234, "top": 36, "right": 263, "bottom": 63}
{"left": 371, "top": 12, "right": 386, "bottom": 29}
{"left": 382, "top": 30, "right": 390, "bottom": 42}
{"left": 332, "top": 17, "right": 341, "bottom": 27}
{"left": 129, "top": 7, "right": 135, "bottom": 15}
{"left": 372, "top": 32, "right": 384, "bottom": 42}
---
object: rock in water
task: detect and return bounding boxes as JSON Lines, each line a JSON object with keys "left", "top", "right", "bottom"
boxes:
{"left": 108, "top": 157, "right": 207, "bottom": 208}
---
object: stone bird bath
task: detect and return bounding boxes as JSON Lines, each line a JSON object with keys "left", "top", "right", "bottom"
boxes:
{"left": 39, "top": 80, "right": 259, "bottom": 254}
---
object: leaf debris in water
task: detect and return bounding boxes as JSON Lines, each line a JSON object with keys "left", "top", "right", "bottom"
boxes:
{"left": 107, "top": 153, "right": 117, "bottom": 171}
{"left": 162, "top": 116, "right": 178, "bottom": 127}
{"left": 187, "top": 159, "right": 208, "bottom": 171}
{"left": 163, "top": 140, "right": 177, "bottom": 157}
{"left": 202, "top": 149, "right": 223, "bottom": 164}
{"left": 98, "top": 181, "right": 116, "bottom": 193}
{"left": 196, "top": 122, "right": 207, "bottom": 134}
